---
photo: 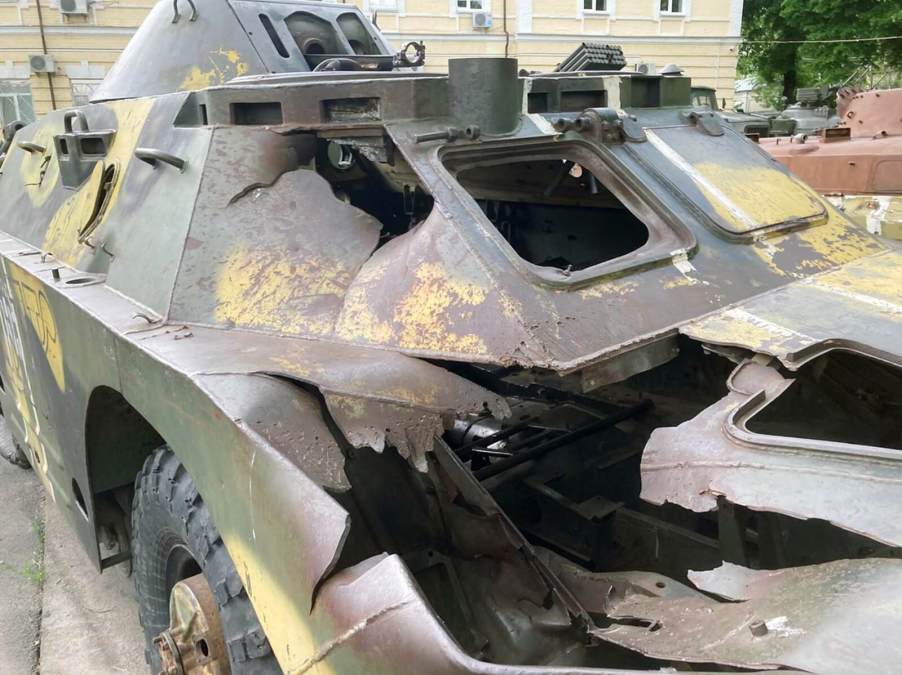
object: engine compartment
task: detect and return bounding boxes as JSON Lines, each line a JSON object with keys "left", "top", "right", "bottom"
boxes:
{"left": 325, "top": 338, "right": 902, "bottom": 670}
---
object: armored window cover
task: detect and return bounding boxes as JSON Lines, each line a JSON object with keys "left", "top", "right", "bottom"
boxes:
{"left": 641, "top": 127, "right": 827, "bottom": 236}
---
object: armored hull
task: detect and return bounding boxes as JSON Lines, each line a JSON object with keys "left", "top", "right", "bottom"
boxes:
{"left": 1, "top": 1, "right": 901, "bottom": 673}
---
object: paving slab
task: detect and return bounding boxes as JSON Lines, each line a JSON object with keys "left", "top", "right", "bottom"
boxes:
{"left": 39, "top": 499, "right": 146, "bottom": 675}
{"left": 0, "top": 455, "right": 43, "bottom": 675}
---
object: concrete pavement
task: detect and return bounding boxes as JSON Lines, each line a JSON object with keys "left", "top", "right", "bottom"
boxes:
{"left": 0, "top": 453, "right": 146, "bottom": 674}
{"left": 0, "top": 453, "right": 43, "bottom": 674}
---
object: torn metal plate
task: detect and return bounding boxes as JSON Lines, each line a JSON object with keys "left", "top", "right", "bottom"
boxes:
{"left": 593, "top": 558, "right": 902, "bottom": 674}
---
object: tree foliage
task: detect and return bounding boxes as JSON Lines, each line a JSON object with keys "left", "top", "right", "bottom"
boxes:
{"left": 739, "top": 0, "right": 902, "bottom": 105}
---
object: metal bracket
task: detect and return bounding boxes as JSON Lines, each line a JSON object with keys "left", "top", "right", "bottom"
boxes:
{"left": 135, "top": 148, "right": 187, "bottom": 172}
{"left": 171, "top": 0, "right": 198, "bottom": 23}
{"left": 17, "top": 141, "right": 46, "bottom": 154}
{"left": 553, "top": 108, "right": 647, "bottom": 143}
{"left": 393, "top": 41, "right": 426, "bottom": 69}
{"left": 54, "top": 110, "right": 116, "bottom": 189}
{"left": 682, "top": 110, "right": 724, "bottom": 136}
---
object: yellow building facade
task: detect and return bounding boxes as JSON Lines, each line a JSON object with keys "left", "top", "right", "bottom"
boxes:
{"left": 1, "top": 0, "right": 742, "bottom": 122}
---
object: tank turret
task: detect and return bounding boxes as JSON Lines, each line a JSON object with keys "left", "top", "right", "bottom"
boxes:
{"left": 91, "top": 0, "right": 400, "bottom": 101}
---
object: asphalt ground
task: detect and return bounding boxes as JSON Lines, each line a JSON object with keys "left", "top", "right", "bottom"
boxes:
{"left": 0, "top": 452, "right": 145, "bottom": 674}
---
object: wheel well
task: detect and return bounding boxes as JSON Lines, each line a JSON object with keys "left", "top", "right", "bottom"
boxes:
{"left": 84, "top": 385, "right": 164, "bottom": 567}
{"left": 85, "top": 385, "right": 164, "bottom": 495}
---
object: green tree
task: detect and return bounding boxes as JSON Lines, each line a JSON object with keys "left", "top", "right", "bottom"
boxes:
{"left": 739, "top": 0, "right": 902, "bottom": 106}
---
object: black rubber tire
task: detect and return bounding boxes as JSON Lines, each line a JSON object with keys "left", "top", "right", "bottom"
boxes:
{"left": 132, "top": 446, "right": 279, "bottom": 674}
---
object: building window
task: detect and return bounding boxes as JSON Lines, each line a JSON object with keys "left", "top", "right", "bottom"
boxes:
{"left": 71, "top": 79, "right": 102, "bottom": 107}
{"left": 457, "top": 0, "right": 484, "bottom": 11}
{"left": 660, "top": 0, "right": 683, "bottom": 14}
{"left": 583, "top": 0, "right": 607, "bottom": 12}
{"left": 0, "top": 81, "right": 35, "bottom": 125}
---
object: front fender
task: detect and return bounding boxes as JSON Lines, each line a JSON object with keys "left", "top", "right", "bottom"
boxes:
{"left": 116, "top": 351, "right": 350, "bottom": 670}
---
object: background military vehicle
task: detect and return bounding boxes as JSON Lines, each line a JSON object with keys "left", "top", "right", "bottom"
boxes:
{"left": 1, "top": 0, "right": 901, "bottom": 673}
{"left": 760, "top": 86, "right": 902, "bottom": 239}
{"left": 772, "top": 85, "right": 841, "bottom": 136}
{"left": 689, "top": 85, "right": 786, "bottom": 136}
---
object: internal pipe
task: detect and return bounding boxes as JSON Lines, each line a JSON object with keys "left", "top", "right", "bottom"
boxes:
{"left": 474, "top": 398, "right": 653, "bottom": 481}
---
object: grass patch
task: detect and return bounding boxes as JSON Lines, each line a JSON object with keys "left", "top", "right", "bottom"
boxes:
{"left": 22, "top": 558, "right": 45, "bottom": 585}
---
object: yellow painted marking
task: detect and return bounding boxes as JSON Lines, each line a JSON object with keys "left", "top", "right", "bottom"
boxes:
{"left": 393, "top": 262, "right": 488, "bottom": 354}
{"left": 225, "top": 537, "right": 336, "bottom": 675}
{"left": 646, "top": 130, "right": 825, "bottom": 234}
{"left": 578, "top": 277, "right": 639, "bottom": 299}
{"left": 7, "top": 265, "right": 64, "bottom": 391}
{"left": 42, "top": 98, "right": 155, "bottom": 267}
{"left": 335, "top": 255, "right": 395, "bottom": 344}
{"left": 684, "top": 307, "right": 815, "bottom": 355}
{"left": 0, "top": 263, "right": 55, "bottom": 499}
{"left": 793, "top": 211, "right": 885, "bottom": 270}
{"left": 21, "top": 124, "right": 61, "bottom": 208}
{"left": 692, "top": 164, "right": 824, "bottom": 233}
{"left": 180, "top": 49, "right": 251, "bottom": 91}
{"left": 682, "top": 250, "right": 901, "bottom": 354}
{"left": 805, "top": 250, "right": 902, "bottom": 311}
{"left": 214, "top": 248, "right": 351, "bottom": 336}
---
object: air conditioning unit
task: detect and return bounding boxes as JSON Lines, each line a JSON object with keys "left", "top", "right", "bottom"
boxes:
{"left": 60, "top": 0, "right": 89, "bottom": 15}
{"left": 472, "top": 11, "right": 493, "bottom": 29}
{"left": 29, "top": 54, "right": 56, "bottom": 74}
{"left": 634, "top": 62, "right": 656, "bottom": 75}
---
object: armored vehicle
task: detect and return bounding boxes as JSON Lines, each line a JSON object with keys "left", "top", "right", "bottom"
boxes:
{"left": 0, "top": 1, "right": 901, "bottom": 673}
{"left": 761, "top": 87, "right": 902, "bottom": 239}
{"left": 770, "top": 86, "right": 840, "bottom": 136}
{"left": 689, "top": 85, "right": 782, "bottom": 137}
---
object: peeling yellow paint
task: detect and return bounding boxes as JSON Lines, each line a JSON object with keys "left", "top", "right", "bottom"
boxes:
{"left": 807, "top": 250, "right": 902, "bottom": 309}
{"left": 328, "top": 394, "right": 366, "bottom": 420}
{"left": 685, "top": 307, "right": 813, "bottom": 355}
{"left": 0, "top": 263, "right": 55, "bottom": 500}
{"left": 41, "top": 98, "right": 155, "bottom": 267}
{"left": 663, "top": 275, "right": 699, "bottom": 289}
{"left": 180, "top": 48, "right": 251, "bottom": 91}
{"left": 334, "top": 255, "right": 395, "bottom": 344}
{"left": 214, "top": 248, "right": 349, "bottom": 336}
{"left": 42, "top": 161, "right": 105, "bottom": 265}
{"left": 578, "top": 278, "right": 639, "bottom": 299}
{"left": 793, "top": 212, "right": 884, "bottom": 270}
{"left": 336, "top": 295, "right": 394, "bottom": 344}
{"left": 224, "top": 537, "right": 336, "bottom": 675}
{"left": 21, "top": 125, "right": 60, "bottom": 208}
{"left": 693, "top": 163, "right": 825, "bottom": 234}
{"left": 498, "top": 291, "right": 521, "bottom": 319}
{"left": 394, "top": 263, "right": 488, "bottom": 354}
{"left": 750, "top": 237, "right": 789, "bottom": 278}
{"left": 8, "top": 265, "right": 64, "bottom": 391}
{"left": 269, "top": 356, "right": 322, "bottom": 381}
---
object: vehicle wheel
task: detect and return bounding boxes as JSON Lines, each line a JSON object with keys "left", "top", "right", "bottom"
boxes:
{"left": 132, "top": 446, "right": 279, "bottom": 674}
{"left": 0, "top": 408, "right": 30, "bottom": 468}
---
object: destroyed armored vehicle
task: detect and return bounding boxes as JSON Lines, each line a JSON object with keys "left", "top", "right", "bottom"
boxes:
{"left": 761, "top": 87, "right": 902, "bottom": 239}
{"left": 0, "top": 1, "right": 900, "bottom": 673}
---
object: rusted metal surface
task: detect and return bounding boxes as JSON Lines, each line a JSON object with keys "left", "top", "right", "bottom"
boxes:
{"left": 761, "top": 88, "right": 902, "bottom": 238}
{"left": 155, "top": 574, "right": 230, "bottom": 675}
{"left": 680, "top": 250, "right": 901, "bottom": 367}
{"left": 594, "top": 558, "right": 902, "bottom": 674}
{"left": 0, "top": 1, "right": 900, "bottom": 673}
{"left": 641, "top": 359, "right": 902, "bottom": 547}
